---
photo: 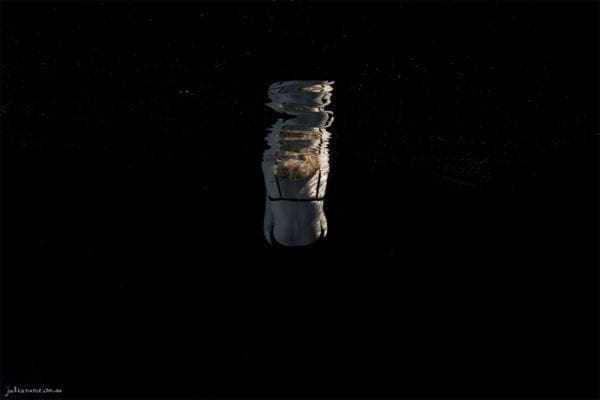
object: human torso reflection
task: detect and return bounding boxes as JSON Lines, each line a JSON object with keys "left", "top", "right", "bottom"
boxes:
{"left": 262, "top": 80, "right": 334, "bottom": 247}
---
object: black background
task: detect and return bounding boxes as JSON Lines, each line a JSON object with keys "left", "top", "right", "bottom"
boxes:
{"left": 1, "top": 1, "right": 598, "bottom": 399}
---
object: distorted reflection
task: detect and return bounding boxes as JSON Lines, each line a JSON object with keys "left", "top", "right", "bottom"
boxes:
{"left": 262, "top": 80, "right": 334, "bottom": 247}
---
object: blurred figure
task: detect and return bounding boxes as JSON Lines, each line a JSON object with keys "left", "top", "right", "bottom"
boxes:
{"left": 262, "top": 80, "right": 334, "bottom": 247}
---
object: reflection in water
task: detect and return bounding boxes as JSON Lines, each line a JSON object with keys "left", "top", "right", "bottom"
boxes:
{"left": 262, "top": 80, "right": 334, "bottom": 247}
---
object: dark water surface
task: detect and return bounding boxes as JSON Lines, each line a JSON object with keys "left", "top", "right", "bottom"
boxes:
{"left": 1, "top": 2, "right": 598, "bottom": 398}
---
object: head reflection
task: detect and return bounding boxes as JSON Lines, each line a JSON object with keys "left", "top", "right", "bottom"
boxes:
{"left": 262, "top": 80, "right": 334, "bottom": 247}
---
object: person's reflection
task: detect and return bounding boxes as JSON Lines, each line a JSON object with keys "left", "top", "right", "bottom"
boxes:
{"left": 262, "top": 80, "right": 334, "bottom": 247}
